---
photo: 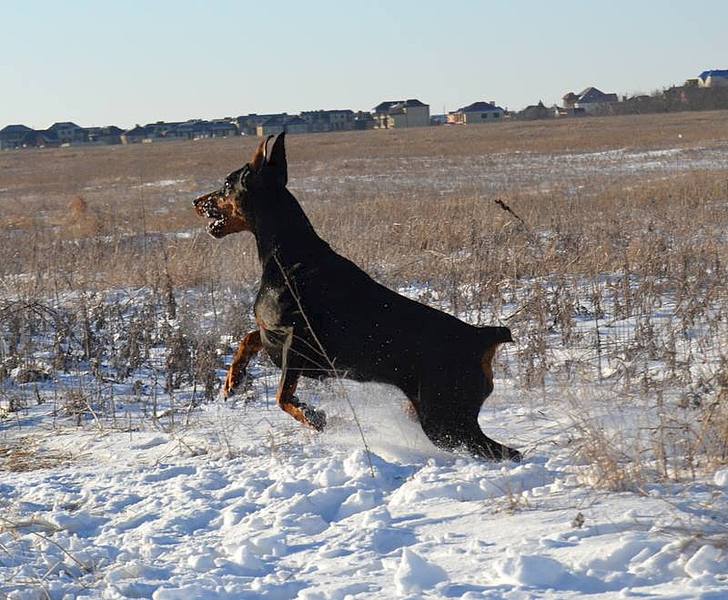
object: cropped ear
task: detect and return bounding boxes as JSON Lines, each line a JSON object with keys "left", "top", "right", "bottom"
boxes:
{"left": 250, "top": 136, "right": 268, "bottom": 171}
{"left": 266, "top": 132, "right": 288, "bottom": 187}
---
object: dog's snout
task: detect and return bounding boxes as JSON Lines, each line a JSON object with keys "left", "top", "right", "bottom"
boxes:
{"left": 193, "top": 193, "right": 211, "bottom": 208}
{"left": 193, "top": 192, "right": 221, "bottom": 218}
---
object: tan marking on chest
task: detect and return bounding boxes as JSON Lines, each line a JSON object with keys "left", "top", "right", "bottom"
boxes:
{"left": 481, "top": 345, "right": 497, "bottom": 388}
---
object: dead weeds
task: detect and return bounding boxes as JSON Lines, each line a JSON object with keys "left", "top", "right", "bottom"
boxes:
{"left": 0, "top": 439, "right": 74, "bottom": 473}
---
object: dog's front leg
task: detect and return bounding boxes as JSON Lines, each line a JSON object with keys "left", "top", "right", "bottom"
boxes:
{"left": 224, "top": 330, "right": 262, "bottom": 398}
{"left": 275, "top": 328, "right": 327, "bottom": 431}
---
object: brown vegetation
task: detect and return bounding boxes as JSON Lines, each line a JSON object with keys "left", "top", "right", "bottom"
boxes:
{"left": 1, "top": 110, "right": 727, "bottom": 481}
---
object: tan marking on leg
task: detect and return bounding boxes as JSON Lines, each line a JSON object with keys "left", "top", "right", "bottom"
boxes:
{"left": 275, "top": 370, "right": 325, "bottom": 431}
{"left": 224, "top": 330, "right": 262, "bottom": 398}
{"left": 275, "top": 369, "right": 307, "bottom": 425}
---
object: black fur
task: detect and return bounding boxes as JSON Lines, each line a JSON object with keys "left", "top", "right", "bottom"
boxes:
{"left": 194, "top": 133, "right": 520, "bottom": 461}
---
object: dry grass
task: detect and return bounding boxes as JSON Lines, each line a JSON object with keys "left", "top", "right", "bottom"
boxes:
{"left": 0, "top": 439, "right": 74, "bottom": 472}
{"left": 1, "top": 110, "right": 727, "bottom": 482}
{"left": 2, "top": 111, "right": 727, "bottom": 292}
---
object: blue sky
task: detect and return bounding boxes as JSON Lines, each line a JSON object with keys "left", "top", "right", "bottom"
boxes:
{"left": 2, "top": 0, "right": 727, "bottom": 129}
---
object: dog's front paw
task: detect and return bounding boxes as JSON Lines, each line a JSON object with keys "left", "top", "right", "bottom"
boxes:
{"left": 224, "top": 367, "right": 251, "bottom": 399}
{"left": 223, "top": 374, "right": 237, "bottom": 398}
{"left": 303, "top": 406, "right": 327, "bottom": 431}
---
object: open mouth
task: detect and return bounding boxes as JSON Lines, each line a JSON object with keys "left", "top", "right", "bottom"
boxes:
{"left": 194, "top": 195, "right": 228, "bottom": 238}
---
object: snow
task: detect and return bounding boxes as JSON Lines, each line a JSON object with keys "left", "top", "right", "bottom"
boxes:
{"left": 684, "top": 545, "right": 724, "bottom": 579}
{"left": 714, "top": 469, "right": 728, "bottom": 488}
{"left": 394, "top": 548, "right": 448, "bottom": 594}
{"left": 494, "top": 553, "right": 568, "bottom": 588}
{"left": 1, "top": 270, "right": 726, "bottom": 597}
{"left": 2, "top": 387, "right": 728, "bottom": 598}
{"left": 139, "top": 179, "right": 188, "bottom": 188}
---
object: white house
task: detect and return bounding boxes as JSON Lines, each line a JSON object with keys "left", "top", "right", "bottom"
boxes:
{"left": 372, "top": 99, "right": 430, "bottom": 129}
{"left": 698, "top": 70, "right": 728, "bottom": 88}
{"left": 447, "top": 101, "right": 504, "bottom": 124}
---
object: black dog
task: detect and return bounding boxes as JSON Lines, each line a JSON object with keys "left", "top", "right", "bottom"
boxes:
{"left": 194, "top": 133, "right": 520, "bottom": 461}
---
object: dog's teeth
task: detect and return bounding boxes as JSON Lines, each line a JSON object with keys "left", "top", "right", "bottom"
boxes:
{"left": 207, "top": 218, "right": 226, "bottom": 237}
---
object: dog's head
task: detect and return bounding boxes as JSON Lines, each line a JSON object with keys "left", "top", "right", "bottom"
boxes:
{"left": 193, "top": 133, "right": 288, "bottom": 238}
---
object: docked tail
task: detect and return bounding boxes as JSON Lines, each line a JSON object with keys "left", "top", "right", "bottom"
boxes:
{"left": 479, "top": 325, "right": 513, "bottom": 346}
{"left": 479, "top": 326, "right": 512, "bottom": 394}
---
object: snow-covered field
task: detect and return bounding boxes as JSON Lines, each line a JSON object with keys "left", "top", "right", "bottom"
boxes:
{"left": 2, "top": 390, "right": 728, "bottom": 598}
{"left": 290, "top": 144, "right": 728, "bottom": 198}
{"left": 2, "top": 379, "right": 728, "bottom": 599}
{"left": 1, "top": 283, "right": 727, "bottom": 599}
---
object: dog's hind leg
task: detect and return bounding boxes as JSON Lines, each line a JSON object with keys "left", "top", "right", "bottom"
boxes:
{"left": 420, "top": 415, "right": 521, "bottom": 462}
{"left": 224, "top": 330, "right": 262, "bottom": 398}
{"left": 275, "top": 329, "right": 327, "bottom": 431}
{"left": 461, "top": 427, "right": 521, "bottom": 462}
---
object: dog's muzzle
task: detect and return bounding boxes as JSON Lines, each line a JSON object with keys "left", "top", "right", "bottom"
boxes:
{"left": 193, "top": 192, "right": 227, "bottom": 238}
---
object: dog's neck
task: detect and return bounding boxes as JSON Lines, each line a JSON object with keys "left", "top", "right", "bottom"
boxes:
{"left": 252, "top": 187, "right": 327, "bottom": 268}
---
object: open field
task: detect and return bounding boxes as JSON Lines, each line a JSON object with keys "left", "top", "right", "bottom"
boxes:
{"left": 2, "top": 110, "right": 728, "bottom": 289}
{"left": 1, "top": 111, "right": 728, "bottom": 598}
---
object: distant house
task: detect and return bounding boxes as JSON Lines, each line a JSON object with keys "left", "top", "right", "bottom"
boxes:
{"left": 353, "top": 111, "right": 376, "bottom": 130}
{"left": 257, "top": 115, "right": 308, "bottom": 136}
{"left": 209, "top": 119, "right": 239, "bottom": 137}
{"left": 373, "top": 99, "right": 430, "bottom": 128}
{"left": 554, "top": 106, "right": 586, "bottom": 118}
{"left": 301, "top": 109, "right": 355, "bottom": 133}
{"left": 85, "top": 126, "right": 123, "bottom": 145}
{"left": 175, "top": 119, "right": 238, "bottom": 139}
{"left": 121, "top": 125, "right": 154, "bottom": 144}
{"left": 563, "top": 87, "right": 618, "bottom": 114}
{"left": 371, "top": 101, "right": 397, "bottom": 129}
{"left": 235, "top": 115, "right": 256, "bottom": 136}
{"left": 448, "top": 101, "right": 504, "bottom": 124}
{"left": 172, "top": 120, "right": 205, "bottom": 140}
{"left": 698, "top": 70, "right": 728, "bottom": 88}
{"left": 516, "top": 101, "right": 552, "bottom": 121}
{"left": 0, "top": 125, "right": 65, "bottom": 149}
{"left": 372, "top": 101, "right": 400, "bottom": 116}
{"left": 121, "top": 120, "right": 237, "bottom": 142}
{"left": 237, "top": 114, "right": 288, "bottom": 136}
{"left": 24, "top": 129, "right": 60, "bottom": 148}
{"left": 47, "top": 122, "right": 86, "bottom": 144}
{"left": 237, "top": 114, "right": 269, "bottom": 136}
{"left": 0, "top": 124, "right": 35, "bottom": 149}
{"left": 235, "top": 115, "right": 253, "bottom": 135}
{"left": 147, "top": 121, "right": 182, "bottom": 139}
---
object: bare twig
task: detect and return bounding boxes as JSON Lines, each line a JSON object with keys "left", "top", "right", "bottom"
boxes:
{"left": 494, "top": 198, "right": 529, "bottom": 230}
{"left": 273, "top": 253, "right": 376, "bottom": 478}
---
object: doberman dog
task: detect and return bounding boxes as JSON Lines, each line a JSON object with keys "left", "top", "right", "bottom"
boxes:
{"left": 193, "top": 133, "right": 520, "bottom": 461}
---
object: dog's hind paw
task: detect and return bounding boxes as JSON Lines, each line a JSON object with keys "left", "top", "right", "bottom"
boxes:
{"left": 477, "top": 444, "right": 522, "bottom": 462}
{"left": 505, "top": 447, "right": 522, "bottom": 462}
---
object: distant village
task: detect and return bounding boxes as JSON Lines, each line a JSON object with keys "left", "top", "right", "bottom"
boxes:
{"left": 2, "top": 70, "right": 728, "bottom": 151}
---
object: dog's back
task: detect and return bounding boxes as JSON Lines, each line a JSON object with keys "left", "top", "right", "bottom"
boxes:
{"left": 259, "top": 245, "right": 509, "bottom": 403}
